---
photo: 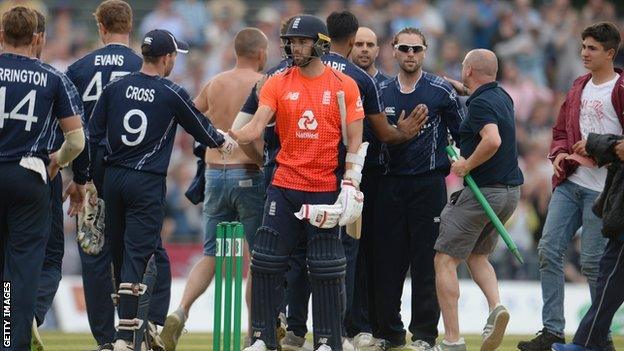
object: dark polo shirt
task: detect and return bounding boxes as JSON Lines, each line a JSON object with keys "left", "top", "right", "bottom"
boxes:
{"left": 459, "top": 81, "right": 524, "bottom": 187}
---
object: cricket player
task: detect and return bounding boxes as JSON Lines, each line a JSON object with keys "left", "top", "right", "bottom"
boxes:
{"left": 347, "top": 25, "right": 389, "bottom": 348}
{"left": 433, "top": 49, "right": 523, "bottom": 351}
{"left": 281, "top": 12, "right": 428, "bottom": 351}
{"left": 161, "top": 27, "right": 269, "bottom": 351}
{"left": 0, "top": 6, "right": 85, "bottom": 350}
{"left": 230, "top": 14, "right": 364, "bottom": 351}
{"left": 371, "top": 27, "right": 464, "bottom": 351}
{"left": 88, "top": 29, "right": 236, "bottom": 351}
{"left": 350, "top": 27, "right": 389, "bottom": 85}
{"left": 35, "top": 3, "right": 151, "bottom": 350}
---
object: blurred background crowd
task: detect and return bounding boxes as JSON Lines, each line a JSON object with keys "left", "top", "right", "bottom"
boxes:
{"left": 4, "top": 0, "right": 624, "bottom": 282}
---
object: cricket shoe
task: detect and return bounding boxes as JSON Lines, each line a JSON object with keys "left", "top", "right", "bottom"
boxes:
{"left": 161, "top": 309, "right": 187, "bottom": 351}
{"left": 31, "top": 319, "right": 44, "bottom": 351}
{"left": 244, "top": 339, "right": 278, "bottom": 351}
{"left": 342, "top": 338, "right": 355, "bottom": 351}
{"left": 112, "top": 339, "right": 146, "bottom": 351}
{"left": 407, "top": 340, "right": 432, "bottom": 351}
{"left": 95, "top": 343, "right": 114, "bottom": 351}
{"left": 430, "top": 339, "right": 467, "bottom": 351}
{"left": 147, "top": 321, "right": 165, "bottom": 351}
{"left": 518, "top": 329, "right": 565, "bottom": 351}
{"left": 551, "top": 343, "right": 597, "bottom": 351}
{"left": 280, "top": 331, "right": 306, "bottom": 351}
{"left": 315, "top": 345, "right": 332, "bottom": 351}
{"left": 353, "top": 333, "right": 375, "bottom": 349}
{"left": 481, "top": 304, "right": 509, "bottom": 351}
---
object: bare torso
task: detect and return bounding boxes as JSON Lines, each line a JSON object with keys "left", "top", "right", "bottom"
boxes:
{"left": 194, "top": 67, "right": 263, "bottom": 165}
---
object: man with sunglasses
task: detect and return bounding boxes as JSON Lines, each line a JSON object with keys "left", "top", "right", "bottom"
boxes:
{"left": 371, "top": 27, "right": 464, "bottom": 351}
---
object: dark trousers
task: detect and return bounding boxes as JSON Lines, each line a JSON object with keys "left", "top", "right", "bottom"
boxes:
{"left": 104, "top": 167, "right": 172, "bottom": 342}
{"left": 373, "top": 173, "right": 446, "bottom": 346}
{"left": 251, "top": 185, "right": 344, "bottom": 350}
{"left": 35, "top": 173, "right": 64, "bottom": 326}
{"left": 0, "top": 162, "right": 50, "bottom": 350}
{"left": 79, "top": 145, "right": 116, "bottom": 345}
{"left": 345, "top": 166, "right": 383, "bottom": 337}
{"left": 573, "top": 238, "right": 624, "bottom": 351}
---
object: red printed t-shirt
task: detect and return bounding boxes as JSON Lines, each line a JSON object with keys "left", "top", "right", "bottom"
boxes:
{"left": 259, "top": 66, "right": 364, "bottom": 192}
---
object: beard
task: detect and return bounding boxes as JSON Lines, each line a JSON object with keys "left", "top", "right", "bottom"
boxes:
{"left": 399, "top": 60, "right": 421, "bottom": 74}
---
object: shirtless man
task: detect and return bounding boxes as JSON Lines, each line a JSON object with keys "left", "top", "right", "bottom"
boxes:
{"left": 160, "top": 27, "right": 268, "bottom": 351}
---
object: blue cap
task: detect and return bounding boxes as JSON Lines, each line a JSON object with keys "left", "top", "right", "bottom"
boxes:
{"left": 141, "top": 29, "right": 189, "bottom": 57}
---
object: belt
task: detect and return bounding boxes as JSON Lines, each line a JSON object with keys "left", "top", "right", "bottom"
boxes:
{"left": 206, "top": 163, "right": 260, "bottom": 171}
{"left": 487, "top": 183, "right": 518, "bottom": 189}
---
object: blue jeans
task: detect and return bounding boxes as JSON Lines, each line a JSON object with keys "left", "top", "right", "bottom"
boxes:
{"left": 538, "top": 180, "right": 607, "bottom": 336}
{"left": 202, "top": 168, "right": 265, "bottom": 256}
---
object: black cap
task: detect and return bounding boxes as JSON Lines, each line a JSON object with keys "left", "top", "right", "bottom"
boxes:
{"left": 141, "top": 29, "right": 189, "bottom": 57}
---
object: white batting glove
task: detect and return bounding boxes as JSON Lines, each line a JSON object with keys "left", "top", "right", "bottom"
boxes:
{"left": 294, "top": 204, "right": 343, "bottom": 229}
{"left": 335, "top": 179, "right": 364, "bottom": 226}
{"left": 217, "top": 129, "right": 238, "bottom": 156}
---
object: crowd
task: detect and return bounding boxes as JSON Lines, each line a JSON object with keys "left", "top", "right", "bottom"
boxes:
{"left": 7, "top": 0, "right": 623, "bottom": 282}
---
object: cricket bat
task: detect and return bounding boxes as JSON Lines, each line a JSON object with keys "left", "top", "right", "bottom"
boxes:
{"left": 337, "top": 90, "right": 362, "bottom": 239}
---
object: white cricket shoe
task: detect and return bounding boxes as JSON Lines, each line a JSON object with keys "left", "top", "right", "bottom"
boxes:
{"left": 342, "top": 338, "right": 355, "bottom": 351}
{"left": 354, "top": 333, "right": 375, "bottom": 348}
{"left": 243, "top": 339, "right": 277, "bottom": 351}
{"left": 113, "top": 339, "right": 147, "bottom": 351}
{"left": 315, "top": 344, "right": 332, "bottom": 351}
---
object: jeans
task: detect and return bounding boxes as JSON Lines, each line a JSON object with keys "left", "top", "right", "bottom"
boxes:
{"left": 203, "top": 168, "right": 265, "bottom": 256}
{"left": 538, "top": 180, "right": 607, "bottom": 336}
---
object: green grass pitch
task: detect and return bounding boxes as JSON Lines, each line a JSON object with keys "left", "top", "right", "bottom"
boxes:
{"left": 37, "top": 332, "right": 624, "bottom": 350}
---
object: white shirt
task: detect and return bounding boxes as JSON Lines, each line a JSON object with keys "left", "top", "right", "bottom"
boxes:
{"left": 568, "top": 73, "right": 622, "bottom": 192}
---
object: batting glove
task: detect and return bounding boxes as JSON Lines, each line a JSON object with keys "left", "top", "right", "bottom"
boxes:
{"left": 335, "top": 179, "right": 364, "bottom": 226}
{"left": 294, "top": 203, "right": 343, "bottom": 229}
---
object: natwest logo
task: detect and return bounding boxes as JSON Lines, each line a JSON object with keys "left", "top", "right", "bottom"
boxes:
{"left": 296, "top": 110, "right": 319, "bottom": 139}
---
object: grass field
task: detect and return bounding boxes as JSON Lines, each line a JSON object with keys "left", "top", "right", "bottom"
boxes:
{"left": 36, "top": 332, "right": 624, "bottom": 351}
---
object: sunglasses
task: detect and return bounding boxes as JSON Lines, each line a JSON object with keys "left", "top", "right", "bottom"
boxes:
{"left": 394, "top": 44, "right": 426, "bottom": 53}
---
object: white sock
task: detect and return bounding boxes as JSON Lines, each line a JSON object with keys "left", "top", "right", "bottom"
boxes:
{"left": 443, "top": 338, "right": 465, "bottom": 346}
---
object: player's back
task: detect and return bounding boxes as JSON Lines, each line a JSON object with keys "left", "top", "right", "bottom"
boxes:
{"left": 201, "top": 68, "right": 263, "bottom": 165}
{"left": 93, "top": 72, "right": 189, "bottom": 174}
{"left": 0, "top": 53, "right": 82, "bottom": 162}
{"left": 67, "top": 44, "right": 142, "bottom": 119}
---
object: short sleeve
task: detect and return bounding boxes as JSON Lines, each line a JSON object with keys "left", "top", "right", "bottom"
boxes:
{"left": 54, "top": 72, "right": 84, "bottom": 119}
{"left": 240, "top": 85, "right": 259, "bottom": 114}
{"left": 361, "top": 75, "right": 383, "bottom": 115}
{"left": 258, "top": 75, "right": 279, "bottom": 111}
{"left": 467, "top": 98, "right": 498, "bottom": 133}
{"left": 344, "top": 77, "right": 365, "bottom": 124}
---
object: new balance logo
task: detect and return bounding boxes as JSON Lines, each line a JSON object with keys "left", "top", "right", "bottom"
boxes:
{"left": 284, "top": 91, "right": 299, "bottom": 101}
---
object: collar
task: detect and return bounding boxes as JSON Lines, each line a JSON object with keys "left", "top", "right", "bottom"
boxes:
{"left": 396, "top": 70, "right": 424, "bottom": 94}
{"left": 466, "top": 81, "right": 499, "bottom": 106}
{"left": 1, "top": 52, "right": 35, "bottom": 61}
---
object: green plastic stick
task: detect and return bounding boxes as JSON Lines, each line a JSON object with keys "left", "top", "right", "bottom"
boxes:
{"left": 233, "top": 222, "right": 244, "bottom": 351}
{"left": 223, "top": 223, "right": 233, "bottom": 351}
{"left": 213, "top": 223, "right": 225, "bottom": 351}
{"left": 445, "top": 145, "right": 524, "bottom": 264}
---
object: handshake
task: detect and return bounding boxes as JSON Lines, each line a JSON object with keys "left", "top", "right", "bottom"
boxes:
{"left": 295, "top": 179, "right": 364, "bottom": 229}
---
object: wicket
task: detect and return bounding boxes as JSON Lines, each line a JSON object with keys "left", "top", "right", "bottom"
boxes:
{"left": 213, "top": 222, "right": 244, "bottom": 351}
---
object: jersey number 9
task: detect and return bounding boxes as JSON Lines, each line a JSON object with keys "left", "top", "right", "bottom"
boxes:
{"left": 121, "top": 109, "right": 147, "bottom": 146}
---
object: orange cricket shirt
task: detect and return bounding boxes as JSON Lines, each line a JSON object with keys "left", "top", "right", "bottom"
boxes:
{"left": 259, "top": 66, "right": 364, "bottom": 192}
